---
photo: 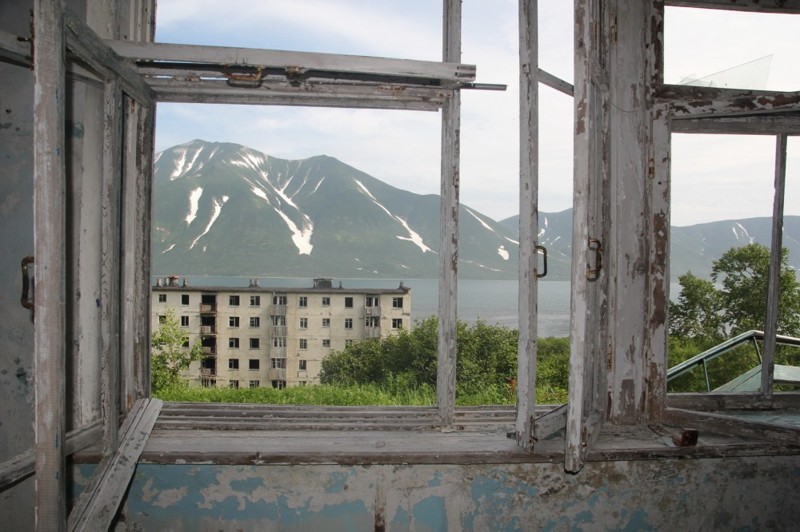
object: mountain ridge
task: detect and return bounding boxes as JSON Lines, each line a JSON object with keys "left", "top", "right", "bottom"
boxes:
{"left": 152, "top": 140, "right": 799, "bottom": 281}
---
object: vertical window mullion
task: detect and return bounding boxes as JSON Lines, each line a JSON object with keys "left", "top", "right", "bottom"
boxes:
{"left": 515, "top": 0, "right": 540, "bottom": 448}
{"left": 437, "top": 0, "right": 461, "bottom": 425}
{"left": 761, "top": 133, "right": 788, "bottom": 398}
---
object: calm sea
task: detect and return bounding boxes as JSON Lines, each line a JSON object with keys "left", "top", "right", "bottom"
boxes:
{"left": 155, "top": 275, "right": 572, "bottom": 337}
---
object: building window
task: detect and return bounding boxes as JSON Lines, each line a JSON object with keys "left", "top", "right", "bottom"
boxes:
{"left": 158, "top": 315, "right": 166, "bottom": 324}
{"left": 250, "top": 295, "right": 260, "bottom": 306}
{"left": 273, "top": 295, "right": 287, "bottom": 305}
{"left": 180, "top": 315, "right": 189, "bottom": 327}
{"left": 229, "top": 338, "right": 240, "bottom": 349}
{"left": 322, "top": 318, "right": 330, "bottom": 328}
{"left": 299, "top": 359, "right": 307, "bottom": 371}
{"left": 272, "top": 315, "right": 286, "bottom": 326}
{"left": 249, "top": 316, "right": 260, "bottom": 327}
{"left": 201, "top": 379, "right": 216, "bottom": 388}
{"left": 392, "top": 297, "right": 403, "bottom": 309}
{"left": 229, "top": 358, "right": 239, "bottom": 370}
{"left": 392, "top": 318, "right": 403, "bottom": 329}
{"left": 249, "top": 380, "right": 260, "bottom": 388}
{"left": 299, "top": 296, "right": 307, "bottom": 307}
{"left": 181, "top": 294, "right": 190, "bottom": 305}
{"left": 271, "top": 358, "right": 286, "bottom": 369}
{"left": 158, "top": 293, "right": 167, "bottom": 303}
{"left": 229, "top": 295, "right": 240, "bottom": 306}
{"left": 249, "top": 359, "right": 260, "bottom": 370}
{"left": 273, "top": 337, "right": 285, "bottom": 348}
{"left": 366, "top": 296, "right": 379, "bottom": 307}
{"left": 271, "top": 380, "right": 286, "bottom": 389}
{"left": 250, "top": 338, "right": 260, "bottom": 349}
{"left": 322, "top": 339, "right": 330, "bottom": 348}
{"left": 229, "top": 316, "right": 239, "bottom": 328}
{"left": 366, "top": 317, "right": 379, "bottom": 327}
{"left": 299, "top": 318, "right": 308, "bottom": 329}
{"left": 345, "top": 297, "right": 353, "bottom": 308}
{"left": 229, "top": 380, "right": 239, "bottom": 389}
{"left": 299, "top": 339, "right": 307, "bottom": 350}
{"left": 345, "top": 339, "right": 354, "bottom": 348}
{"left": 345, "top": 318, "right": 353, "bottom": 330}
{"left": 322, "top": 297, "right": 330, "bottom": 306}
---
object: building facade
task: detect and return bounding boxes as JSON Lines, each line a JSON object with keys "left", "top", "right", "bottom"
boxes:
{"left": 151, "top": 277, "right": 412, "bottom": 388}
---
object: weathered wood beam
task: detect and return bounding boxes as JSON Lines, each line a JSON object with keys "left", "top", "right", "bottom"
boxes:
{"left": 665, "top": 0, "right": 800, "bottom": 14}
{"left": 762, "top": 133, "right": 788, "bottom": 397}
{"left": 657, "top": 85, "right": 800, "bottom": 118}
{"left": 0, "top": 28, "right": 31, "bottom": 66}
{"left": 106, "top": 40, "right": 476, "bottom": 86}
{"left": 33, "top": 0, "right": 67, "bottom": 528}
{"left": 63, "top": 10, "right": 154, "bottom": 105}
{"left": 671, "top": 114, "right": 800, "bottom": 134}
{"left": 0, "top": 421, "right": 103, "bottom": 492}
{"left": 667, "top": 392, "right": 800, "bottom": 411}
{"left": 534, "top": 404, "right": 568, "bottom": 442}
{"left": 566, "top": 0, "right": 611, "bottom": 474}
{"left": 135, "top": 103, "right": 155, "bottom": 397}
{"left": 538, "top": 68, "right": 573, "bottom": 97}
{"left": 68, "top": 398, "right": 163, "bottom": 532}
{"left": 665, "top": 407, "right": 800, "bottom": 446}
{"left": 516, "top": 0, "right": 540, "bottom": 449}
{"left": 437, "top": 0, "right": 461, "bottom": 426}
{"left": 146, "top": 79, "right": 448, "bottom": 111}
{"left": 100, "top": 79, "right": 123, "bottom": 454}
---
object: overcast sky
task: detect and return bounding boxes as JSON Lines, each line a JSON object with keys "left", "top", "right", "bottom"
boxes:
{"left": 154, "top": 1, "right": 798, "bottom": 227}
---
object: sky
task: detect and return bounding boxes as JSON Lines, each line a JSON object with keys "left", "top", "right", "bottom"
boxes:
{"left": 154, "top": 1, "right": 798, "bottom": 227}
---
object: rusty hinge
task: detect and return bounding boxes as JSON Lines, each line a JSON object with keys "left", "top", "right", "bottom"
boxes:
{"left": 21, "top": 256, "right": 34, "bottom": 319}
{"left": 587, "top": 238, "right": 602, "bottom": 281}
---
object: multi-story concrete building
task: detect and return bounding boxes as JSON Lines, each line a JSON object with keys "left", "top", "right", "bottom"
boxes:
{"left": 151, "top": 277, "right": 412, "bottom": 388}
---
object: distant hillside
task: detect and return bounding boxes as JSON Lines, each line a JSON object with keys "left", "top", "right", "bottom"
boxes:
{"left": 499, "top": 213, "right": 800, "bottom": 280}
{"left": 152, "top": 140, "right": 520, "bottom": 280}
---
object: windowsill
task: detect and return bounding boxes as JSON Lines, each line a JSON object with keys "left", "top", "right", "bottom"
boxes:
{"left": 70, "top": 403, "right": 800, "bottom": 466}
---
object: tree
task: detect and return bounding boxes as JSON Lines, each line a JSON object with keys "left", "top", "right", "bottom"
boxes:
{"left": 668, "top": 272, "right": 725, "bottom": 340}
{"left": 151, "top": 308, "right": 204, "bottom": 393}
{"left": 669, "top": 243, "right": 800, "bottom": 340}
{"left": 712, "top": 244, "right": 800, "bottom": 336}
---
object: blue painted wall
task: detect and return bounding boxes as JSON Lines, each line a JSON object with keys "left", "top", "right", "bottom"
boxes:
{"left": 77, "top": 455, "right": 800, "bottom": 530}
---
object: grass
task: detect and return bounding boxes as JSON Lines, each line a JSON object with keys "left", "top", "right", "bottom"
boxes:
{"left": 154, "top": 382, "right": 568, "bottom": 406}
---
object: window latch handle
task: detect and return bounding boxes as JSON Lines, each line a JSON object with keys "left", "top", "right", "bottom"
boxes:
{"left": 535, "top": 245, "right": 548, "bottom": 278}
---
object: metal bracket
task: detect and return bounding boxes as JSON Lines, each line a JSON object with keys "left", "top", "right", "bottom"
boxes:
{"left": 587, "top": 238, "right": 602, "bottom": 281}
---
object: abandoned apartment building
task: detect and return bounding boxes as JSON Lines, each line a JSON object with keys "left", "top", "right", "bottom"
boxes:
{"left": 1, "top": 0, "right": 800, "bottom": 530}
{"left": 151, "top": 277, "right": 412, "bottom": 389}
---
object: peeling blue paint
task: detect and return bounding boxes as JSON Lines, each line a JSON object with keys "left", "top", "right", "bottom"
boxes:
{"left": 391, "top": 505, "right": 411, "bottom": 529}
{"left": 412, "top": 495, "right": 447, "bottom": 531}
{"left": 325, "top": 470, "right": 350, "bottom": 493}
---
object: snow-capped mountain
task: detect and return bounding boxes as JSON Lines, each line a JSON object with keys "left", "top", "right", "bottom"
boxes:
{"left": 152, "top": 140, "right": 521, "bottom": 279}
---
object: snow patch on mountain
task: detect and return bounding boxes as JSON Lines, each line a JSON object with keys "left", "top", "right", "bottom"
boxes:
{"left": 189, "top": 195, "right": 229, "bottom": 250}
{"left": 497, "top": 246, "right": 509, "bottom": 260}
{"left": 732, "top": 223, "right": 754, "bottom": 243}
{"left": 162, "top": 243, "right": 175, "bottom": 254}
{"left": 274, "top": 208, "right": 314, "bottom": 255}
{"left": 354, "top": 179, "right": 433, "bottom": 253}
{"left": 466, "top": 207, "right": 494, "bottom": 232}
{"left": 251, "top": 186, "right": 270, "bottom": 203}
{"left": 170, "top": 144, "right": 208, "bottom": 180}
{"left": 505, "top": 237, "right": 519, "bottom": 245}
{"left": 185, "top": 187, "right": 203, "bottom": 225}
{"left": 310, "top": 177, "right": 326, "bottom": 195}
